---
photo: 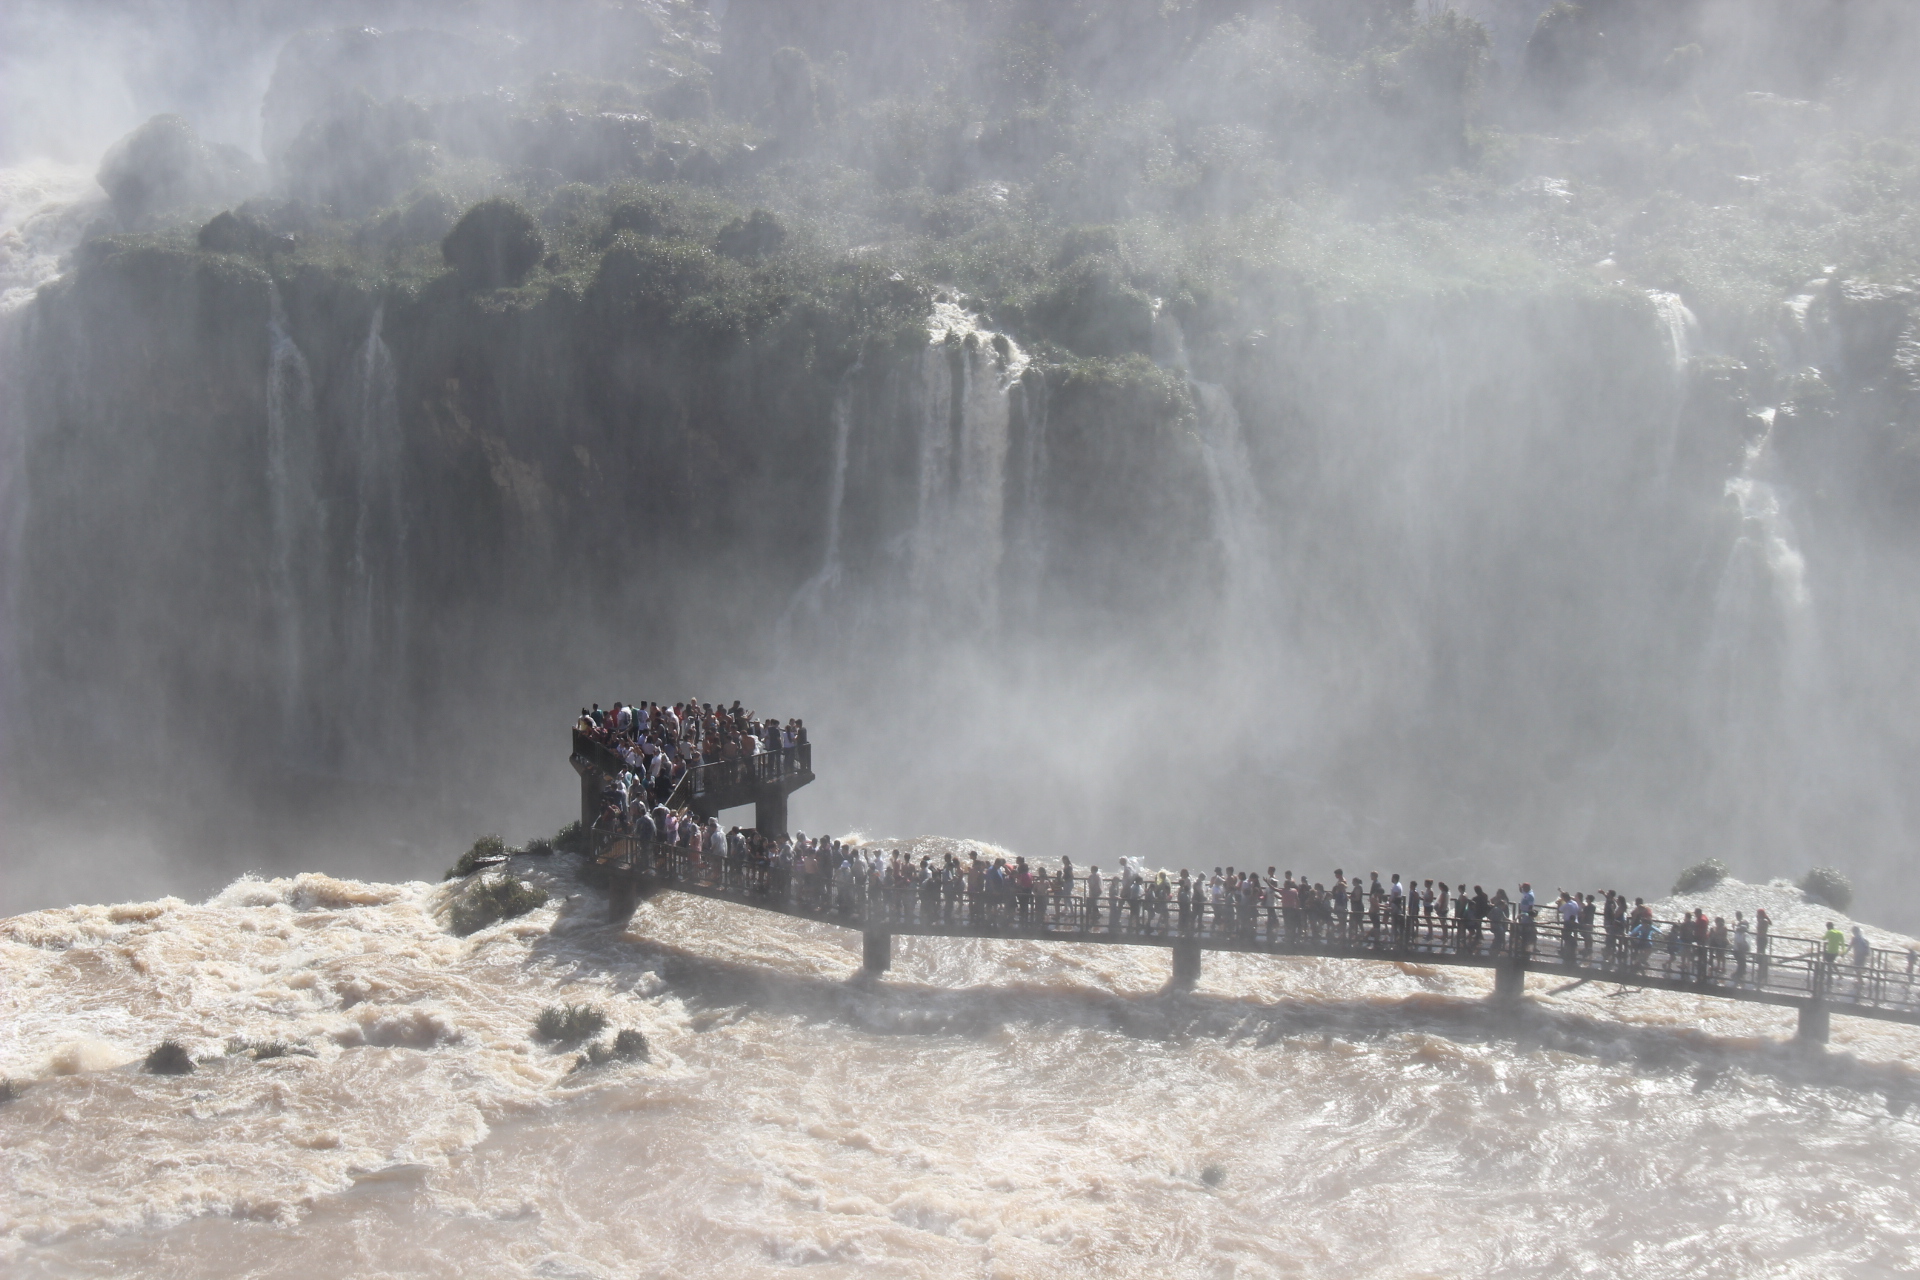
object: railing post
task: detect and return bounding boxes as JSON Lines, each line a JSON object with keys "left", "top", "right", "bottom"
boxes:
{"left": 862, "top": 931, "right": 892, "bottom": 975}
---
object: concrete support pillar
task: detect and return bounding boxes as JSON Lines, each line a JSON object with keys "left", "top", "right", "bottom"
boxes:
{"left": 756, "top": 789, "right": 788, "bottom": 839}
{"left": 1797, "top": 1002, "right": 1830, "bottom": 1044}
{"left": 608, "top": 874, "right": 639, "bottom": 923}
{"left": 1493, "top": 958, "right": 1527, "bottom": 1006}
{"left": 862, "top": 931, "right": 892, "bottom": 975}
{"left": 1172, "top": 939, "right": 1202, "bottom": 987}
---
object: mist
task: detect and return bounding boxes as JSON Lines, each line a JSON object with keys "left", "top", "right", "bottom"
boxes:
{"left": 6, "top": 0, "right": 1920, "bottom": 928}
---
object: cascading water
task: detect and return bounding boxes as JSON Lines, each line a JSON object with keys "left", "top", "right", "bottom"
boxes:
{"left": 0, "top": 164, "right": 98, "bottom": 757}
{"left": 780, "top": 358, "right": 862, "bottom": 636}
{"left": 905, "top": 295, "right": 1027, "bottom": 633}
{"left": 265, "top": 283, "right": 321, "bottom": 762}
{"left": 1648, "top": 289, "right": 1699, "bottom": 478}
{"left": 999, "top": 370, "right": 1050, "bottom": 632}
{"left": 1699, "top": 404, "right": 1827, "bottom": 868}
{"left": 1151, "top": 308, "right": 1274, "bottom": 639}
{"left": 340, "top": 306, "right": 409, "bottom": 776}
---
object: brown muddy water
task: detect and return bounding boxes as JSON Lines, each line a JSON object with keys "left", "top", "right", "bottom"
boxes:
{"left": 4, "top": 846, "right": 1918, "bottom": 1279}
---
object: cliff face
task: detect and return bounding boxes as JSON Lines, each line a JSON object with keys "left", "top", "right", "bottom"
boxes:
{"left": 9, "top": 0, "right": 1920, "bottom": 903}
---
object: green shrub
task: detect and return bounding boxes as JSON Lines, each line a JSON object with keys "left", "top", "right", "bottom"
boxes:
{"left": 555, "top": 821, "right": 592, "bottom": 856}
{"left": 144, "top": 1040, "right": 195, "bottom": 1075}
{"left": 717, "top": 209, "right": 787, "bottom": 260}
{"left": 534, "top": 1003, "right": 607, "bottom": 1045}
{"left": 521, "top": 835, "right": 555, "bottom": 858}
{"left": 1801, "top": 866, "right": 1853, "bottom": 910}
{"left": 1672, "top": 858, "right": 1729, "bottom": 895}
{"left": 446, "top": 834, "right": 507, "bottom": 880}
{"left": 448, "top": 874, "right": 550, "bottom": 936}
{"left": 442, "top": 198, "right": 545, "bottom": 288}
{"left": 0, "top": 1078, "right": 21, "bottom": 1104}
{"left": 574, "top": 1027, "right": 648, "bottom": 1069}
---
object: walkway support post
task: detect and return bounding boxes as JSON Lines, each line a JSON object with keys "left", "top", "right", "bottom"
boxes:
{"left": 1798, "top": 1001, "right": 1830, "bottom": 1044}
{"left": 862, "top": 931, "right": 892, "bottom": 975}
{"left": 1172, "top": 939, "right": 1202, "bottom": 987}
{"left": 756, "top": 789, "right": 788, "bottom": 839}
{"left": 1493, "top": 957, "right": 1527, "bottom": 1006}
{"left": 608, "top": 873, "right": 640, "bottom": 923}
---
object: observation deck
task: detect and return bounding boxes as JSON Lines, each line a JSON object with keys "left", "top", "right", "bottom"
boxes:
{"left": 570, "top": 728, "right": 1916, "bottom": 1047}
{"left": 570, "top": 727, "right": 813, "bottom": 837}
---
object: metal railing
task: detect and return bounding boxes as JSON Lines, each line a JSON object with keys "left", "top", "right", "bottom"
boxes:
{"left": 572, "top": 728, "right": 812, "bottom": 811}
{"left": 670, "top": 743, "right": 813, "bottom": 808}
{"left": 593, "top": 837, "right": 1920, "bottom": 1019}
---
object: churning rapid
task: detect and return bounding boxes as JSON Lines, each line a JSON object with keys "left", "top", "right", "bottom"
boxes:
{"left": 4, "top": 858, "right": 1919, "bottom": 1278}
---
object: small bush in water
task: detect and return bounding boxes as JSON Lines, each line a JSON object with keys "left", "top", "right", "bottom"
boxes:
{"left": 144, "top": 1040, "right": 195, "bottom": 1075}
{"left": 446, "top": 834, "right": 507, "bottom": 880}
{"left": 1801, "top": 866, "right": 1853, "bottom": 910}
{"left": 521, "top": 835, "right": 555, "bottom": 858}
{"left": 448, "top": 874, "right": 549, "bottom": 936}
{"left": 575, "top": 1028, "right": 649, "bottom": 1069}
{"left": 534, "top": 1004, "right": 607, "bottom": 1046}
{"left": 1672, "top": 859, "right": 1729, "bottom": 895}
{"left": 554, "top": 821, "right": 592, "bottom": 856}
{"left": 0, "top": 1077, "right": 22, "bottom": 1104}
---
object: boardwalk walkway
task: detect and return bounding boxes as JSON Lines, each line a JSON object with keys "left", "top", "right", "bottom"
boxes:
{"left": 588, "top": 840, "right": 1920, "bottom": 1044}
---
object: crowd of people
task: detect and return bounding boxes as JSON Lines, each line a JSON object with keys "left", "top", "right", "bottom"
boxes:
{"left": 574, "top": 700, "right": 1912, "bottom": 1003}
{"left": 574, "top": 697, "right": 807, "bottom": 816}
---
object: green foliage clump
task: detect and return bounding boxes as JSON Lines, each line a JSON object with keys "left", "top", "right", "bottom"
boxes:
{"left": 1016, "top": 254, "right": 1155, "bottom": 357}
{"left": 522, "top": 835, "right": 556, "bottom": 858}
{"left": 144, "top": 1040, "right": 195, "bottom": 1075}
{"left": 448, "top": 874, "right": 550, "bottom": 936}
{"left": 1672, "top": 858, "right": 1729, "bottom": 895}
{"left": 0, "top": 1078, "right": 22, "bottom": 1104}
{"left": 534, "top": 1003, "right": 607, "bottom": 1046}
{"left": 717, "top": 209, "right": 787, "bottom": 260}
{"left": 574, "top": 1026, "right": 649, "bottom": 1069}
{"left": 555, "top": 821, "right": 592, "bottom": 856}
{"left": 446, "top": 834, "right": 507, "bottom": 880}
{"left": 591, "top": 231, "right": 776, "bottom": 346}
{"left": 1801, "top": 866, "right": 1854, "bottom": 911}
{"left": 442, "top": 198, "right": 545, "bottom": 288}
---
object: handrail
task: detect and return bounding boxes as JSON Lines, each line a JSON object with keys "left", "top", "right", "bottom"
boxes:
{"left": 590, "top": 836, "right": 1920, "bottom": 1021}
{"left": 671, "top": 743, "right": 813, "bottom": 806}
{"left": 572, "top": 727, "right": 813, "bottom": 812}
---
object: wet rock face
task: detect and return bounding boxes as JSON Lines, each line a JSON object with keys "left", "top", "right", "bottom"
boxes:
{"left": 96, "top": 115, "right": 264, "bottom": 226}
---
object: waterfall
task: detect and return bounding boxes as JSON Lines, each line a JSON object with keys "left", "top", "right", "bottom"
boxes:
{"left": 265, "top": 282, "right": 321, "bottom": 757}
{"left": 341, "top": 305, "right": 409, "bottom": 776}
{"left": 1699, "top": 405, "right": 1825, "bottom": 866}
{"left": 1000, "top": 370, "right": 1051, "bottom": 630}
{"left": 1648, "top": 289, "right": 1698, "bottom": 478}
{"left": 1151, "top": 309, "right": 1272, "bottom": 631}
{"left": 904, "top": 295, "right": 1027, "bottom": 632}
{"left": 780, "top": 358, "right": 862, "bottom": 633}
{"left": 1647, "top": 290, "right": 1697, "bottom": 371}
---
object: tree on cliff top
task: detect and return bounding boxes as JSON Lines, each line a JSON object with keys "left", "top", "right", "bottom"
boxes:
{"left": 442, "top": 198, "right": 545, "bottom": 289}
